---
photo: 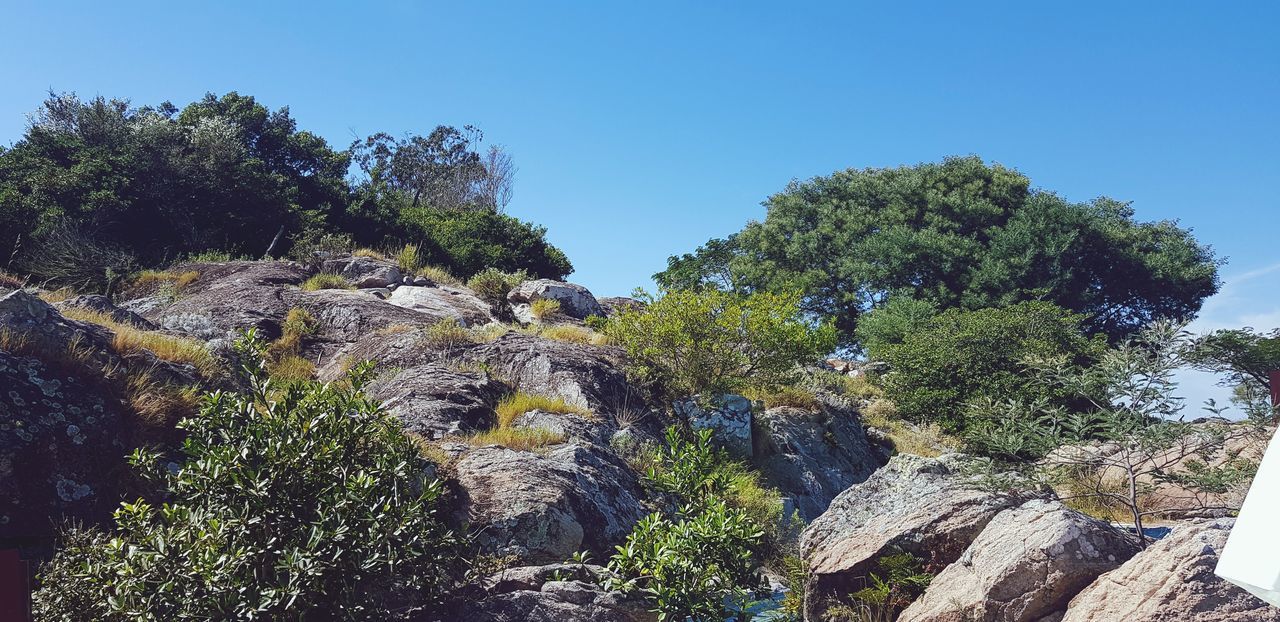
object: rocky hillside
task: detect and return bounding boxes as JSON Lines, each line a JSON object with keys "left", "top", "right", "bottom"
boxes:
{"left": 2, "top": 255, "right": 1275, "bottom": 621}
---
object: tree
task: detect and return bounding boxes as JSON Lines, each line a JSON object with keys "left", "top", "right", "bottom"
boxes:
{"left": 349, "top": 126, "right": 497, "bottom": 213}
{"left": 655, "top": 156, "right": 1220, "bottom": 347}
{"left": 401, "top": 207, "right": 573, "bottom": 279}
{"left": 872, "top": 301, "right": 1106, "bottom": 428}
{"left": 32, "top": 334, "right": 463, "bottom": 620}
{"left": 599, "top": 289, "right": 837, "bottom": 398}
{"left": 1191, "top": 327, "right": 1280, "bottom": 395}
{"left": 965, "top": 321, "right": 1270, "bottom": 547}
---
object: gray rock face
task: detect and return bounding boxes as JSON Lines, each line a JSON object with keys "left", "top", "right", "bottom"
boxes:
{"left": 597, "top": 296, "right": 645, "bottom": 317}
{"left": 55, "top": 294, "right": 157, "bottom": 329}
{"left": 322, "top": 256, "right": 402, "bottom": 289}
{"left": 900, "top": 500, "right": 1139, "bottom": 622}
{"left": 386, "top": 285, "right": 494, "bottom": 326}
{"left": 452, "top": 582, "right": 654, "bottom": 622}
{"left": 483, "top": 563, "right": 614, "bottom": 594}
{"left": 365, "top": 364, "right": 505, "bottom": 439}
{"left": 452, "top": 443, "right": 647, "bottom": 564}
{"left": 674, "top": 394, "right": 753, "bottom": 459}
{"left": 469, "top": 333, "right": 632, "bottom": 413}
{"left": 752, "top": 405, "right": 883, "bottom": 521}
{"left": 800, "top": 454, "right": 1031, "bottom": 620}
{"left": 507, "top": 280, "right": 604, "bottom": 323}
{"left": 1061, "top": 519, "right": 1280, "bottom": 622}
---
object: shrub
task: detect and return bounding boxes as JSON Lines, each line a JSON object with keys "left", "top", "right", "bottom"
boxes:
{"left": 466, "top": 267, "right": 529, "bottom": 305}
{"left": 300, "top": 273, "right": 353, "bottom": 291}
{"left": 743, "top": 385, "right": 820, "bottom": 411}
{"left": 530, "top": 298, "right": 561, "bottom": 321}
{"left": 399, "top": 208, "right": 573, "bottom": 279}
{"left": 32, "top": 336, "right": 464, "bottom": 619}
{"left": 288, "top": 230, "right": 354, "bottom": 268}
{"left": 396, "top": 243, "right": 421, "bottom": 273}
{"left": 20, "top": 223, "right": 138, "bottom": 295}
{"left": 420, "top": 317, "right": 475, "bottom": 349}
{"left": 601, "top": 289, "right": 837, "bottom": 398}
{"left": 872, "top": 301, "right": 1105, "bottom": 429}
{"left": 838, "top": 550, "right": 933, "bottom": 622}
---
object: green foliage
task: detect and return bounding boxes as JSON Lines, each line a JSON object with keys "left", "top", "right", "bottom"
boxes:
{"left": 841, "top": 550, "right": 932, "bottom": 622}
{"left": 656, "top": 156, "right": 1220, "bottom": 346}
{"left": 605, "top": 426, "right": 790, "bottom": 620}
{"left": 854, "top": 297, "right": 938, "bottom": 354}
{"left": 300, "top": 273, "right": 353, "bottom": 291}
{"left": 1190, "top": 327, "right": 1280, "bottom": 398}
{"left": 466, "top": 267, "right": 529, "bottom": 305}
{"left": 395, "top": 243, "right": 421, "bottom": 273}
{"left": 32, "top": 333, "right": 463, "bottom": 620}
{"left": 601, "top": 289, "right": 837, "bottom": 398}
{"left": 288, "top": 230, "right": 355, "bottom": 269}
{"left": 398, "top": 208, "right": 572, "bottom": 279}
{"left": 872, "top": 301, "right": 1105, "bottom": 428}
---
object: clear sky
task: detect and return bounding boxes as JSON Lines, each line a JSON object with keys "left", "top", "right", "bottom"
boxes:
{"left": 2, "top": 1, "right": 1277, "bottom": 411}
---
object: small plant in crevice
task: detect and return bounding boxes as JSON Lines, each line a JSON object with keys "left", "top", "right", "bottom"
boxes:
{"left": 825, "top": 549, "right": 933, "bottom": 622}
{"left": 529, "top": 297, "right": 561, "bottom": 321}
{"left": 300, "top": 272, "right": 353, "bottom": 291}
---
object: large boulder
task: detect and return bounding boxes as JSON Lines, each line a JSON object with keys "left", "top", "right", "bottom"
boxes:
{"left": 507, "top": 280, "right": 603, "bottom": 323}
{"left": 800, "top": 454, "right": 1032, "bottom": 619}
{"left": 674, "top": 394, "right": 753, "bottom": 459}
{"left": 322, "top": 256, "right": 402, "bottom": 289}
{"left": 450, "top": 581, "right": 654, "bottom": 622}
{"left": 899, "top": 499, "right": 1139, "bottom": 622}
{"left": 1061, "top": 519, "right": 1280, "bottom": 622}
{"left": 467, "top": 333, "right": 632, "bottom": 413}
{"left": 365, "top": 364, "right": 506, "bottom": 439}
{"left": 752, "top": 404, "right": 883, "bottom": 521}
{"left": 386, "top": 285, "right": 494, "bottom": 326}
{"left": 451, "top": 443, "right": 647, "bottom": 564}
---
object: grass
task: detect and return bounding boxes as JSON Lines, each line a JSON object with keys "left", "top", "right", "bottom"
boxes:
{"left": 743, "top": 385, "right": 821, "bottom": 411}
{"left": 495, "top": 392, "right": 592, "bottom": 426}
{"left": 469, "top": 323, "right": 509, "bottom": 342}
{"left": 408, "top": 433, "right": 455, "bottom": 466}
{"left": 809, "top": 369, "right": 883, "bottom": 400}
{"left": 417, "top": 265, "right": 461, "bottom": 286}
{"left": 1054, "top": 466, "right": 1138, "bottom": 523}
{"left": 125, "top": 372, "right": 201, "bottom": 429}
{"left": 468, "top": 427, "right": 566, "bottom": 451}
{"left": 181, "top": 250, "right": 244, "bottom": 263}
{"left": 268, "top": 354, "right": 317, "bottom": 385}
{"left": 60, "top": 307, "right": 219, "bottom": 378}
{"left": 421, "top": 317, "right": 474, "bottom": 349}
{"left": 301, "top": 273, "right": 353, "bottom": 291}
{"left": 467, "top": 268, "right": 528, "bottom": 304}
{"left": 0, "top": 269, "right": 23, "bottom": 288}
{"left": 264, "top": 308, "right": 318, "bottom": 383}
{"left": 375, "top": 323, "right": 415, "bottom": 337}
{"left": 530, "top": 298, "right": 561, "bottom": 321}
{"left": 353, "top": 248, "right": 391, "bottom": 261}
{"left": 861, "top": 399, "right": 958, "bottom": 458}
{"left": 132, "top": 269, "right": 200, "bottom": 291}
{"left": 36, "top": 287, "right": 77, "bottom": 304}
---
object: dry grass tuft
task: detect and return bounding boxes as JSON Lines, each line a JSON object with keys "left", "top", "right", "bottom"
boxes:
{"left": 421, "top": 317, "right": 474, "bottom": 349}
{"left": 353, "top": 248, "right": 391, "bottom": 261}
{"left": 468, "top": 426, "right": 566, "bottom": 451}
{"left": 0, "top": 270, "right": 24, "bottom": 288}
{"left": 125, "top": 372, "right": 202, "bottom": 428}
{"left": 417, "top": 265, "right": 461, "bottom": 286}
{"left": 132, "top": 269, "right": 200, "bottom": 291}
{"left": 61, "top": 307, "right": 218, "bottom": 378}
{"left": 495, "top": 392, "right": 592, "bottom": 427}
{"left": 861, "top": 399, "right": 958, "bottom": 458}
{"left": 36, "top": 288, "right": 77, "bottom": 304}
{"left": 301, "top": 273, "right": 353, "bottom": 291}
{"left": 469, "top": 323, "right": 509, "bottom": 342}
{"left": 743, "top": 385, "right": 821, "bottom": 411}
{"left": 530, "top": 298, "right": 561, "bottom": 321}
{"left": 268, "top": 354, "right": 316, "bottom": 384}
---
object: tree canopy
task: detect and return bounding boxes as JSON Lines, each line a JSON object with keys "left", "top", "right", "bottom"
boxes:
{"left": 655, "top": 156, "right": 1220, "bottom": 347}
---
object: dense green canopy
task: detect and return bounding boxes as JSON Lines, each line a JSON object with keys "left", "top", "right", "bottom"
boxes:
{"left": 656, "top": 156, "right": 1220, "bottom": 346}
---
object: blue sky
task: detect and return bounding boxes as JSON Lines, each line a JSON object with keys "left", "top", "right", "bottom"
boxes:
{"left": 2, "top": 1, "right": 1277, "bottom": 411}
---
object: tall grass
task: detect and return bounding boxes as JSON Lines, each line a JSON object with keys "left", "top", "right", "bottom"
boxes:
{"left": 60, "top": 307, "right": 218, "bottom": 378}
{"left": 301, "top": 273, "right": 353, "bottom": 291}
{"left": 495, "top": 392, "right": 592, "bottom": 426}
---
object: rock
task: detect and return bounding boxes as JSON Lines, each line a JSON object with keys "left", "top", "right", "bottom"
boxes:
{"left": 452, "top": 443, "right": 647, "bottom": 564}
{"left": 468, "top": 333, "right": 632, "bottom": 413}
{"left": 484, "top": 563, "right": 614, "bottom": 594}
{"left": 363, "top": 287, "right": 392, "bottom": 299}
{"left": 322, "top": 256, "right": 402, "bottom": 289}
{"left": 801, "top": 454, "right": 1032, "bottom": 620}
{"left": 386, "top": 285, "right": 494, "bottom": 326}
{"left": 54, "top": 294, "right": 157, "bottom": 329}
{"left": 507, "top": 280, "right": 604, "bottom": 323}
{"left": 1061, "top": 519, "right": 1280, "bottom": 622}
{"left": 450, "top": 583, "right": 654, "bottom": 622}
{"left": 513, "top": 409, "right": 614, "bottom": 445}
{"left": 752, "top": 404, "right": 883, "bottom": 521}
{"left": 674, "top": 394, "right": 753, "bottom": 459}
{"left": 597, "top": 296, "right": 645, "bottom": 317}
{"left": 365, "top": 364, "right": 505, "bottom": 439}
{"left": 899, "top": 499, "right": 1139, "bottom": 622}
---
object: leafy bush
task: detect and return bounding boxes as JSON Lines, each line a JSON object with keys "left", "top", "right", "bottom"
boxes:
{"left": 829, "top": 550, "right": 932, "bottom": 622}
{"left": 601, "top": 289, "right": 836, "bottom": 398}
{"left": 33, "top": 334, "right": 464, "bottom": 619}
{"left": 871, "top": 301, "right": 1104, "bottom": 429}
{"left": 466, "top": 267, "right": 529, "bottom": 305}
{"left": 300, "top": 273, "right": 353, "bottom": 291}
{"left": 400, "top": 208, "right": 572, "bottom": 279}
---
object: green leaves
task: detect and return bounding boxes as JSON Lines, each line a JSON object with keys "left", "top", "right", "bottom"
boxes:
{"left": 34, "top": 335, "right": 463, "bottom": 620}
{"left": 601, "top": 288, "right": 836, "bottom": 398}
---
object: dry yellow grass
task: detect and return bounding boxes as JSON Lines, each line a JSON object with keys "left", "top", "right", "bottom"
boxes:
{"left": 125, "top": 372, "right": 201, "bottom": 428}
{"left": 495, "top": 392, "right": 592, "bottom": 427}
{"left": 417, "top": 265, "right": 462, "bottom": 286}
{"left": 301, "top": 273, "right": 353, "bottom": 291}
{"left": 523, "top": 324, "right": 608, "bottom": 346}
{"left": 132, "top": 269, "right": 200, "bottom": 291}
{"left": 530, "top": 298, "right": 562, "bottom": 321}
{"left": 353, "top": 248, "right": 390, "bottom": 261}
{"left": 421, "top": 317, "right": 474, "bottom": 349}
{"left": 468, "top": 426, "right": 566, "bottom": 451}
{"left": 375, "top": 323, "right": 415, "bottom": 337}
{"left": 60, "top": 307, "right": 218, "bottom": 378}
{"left": 861, "top": 399, "right": 958, "bottom": 458}
{"left": 267, "top": 354, "right": 316, "bottom": 384}
{"left": 36, "top": 288, "right": 77, "bottom": 304}
{"left": 0, "top": 270, "right": 23, "bottom": 288}
{"left": 469, "top": 323, "right": 509, "bottom": 342}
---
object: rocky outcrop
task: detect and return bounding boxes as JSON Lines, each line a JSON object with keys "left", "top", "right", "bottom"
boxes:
{"left": 452, "top": 443, "right": 647, "bottom": 564}
{"left": 674, "top": 394, "right": 753, "bottom": 459}
{"left": 1061, "top": 519, "right": 1280, "bottom": 622}
{"left": 387, "top": 285, "right": 494, "bottom": 326}
{"left": 507, "top": 280, "right": 603, "bottom": 324}
{"left": 752, "top": 404, "right": 883, "bottom": 521}
{"left": 322, "top": 256, "right": 402, "bottom": 289}
{"left": 451, "top": 580, "right": 654, "bottom": 622}
{"left": 800, "top": 454, "right": 1033, "bottom": 619}
{"left": 55, "top": 294, "right": 157, "bottom": 329}
{"left": 899, "top": 500, "right": 1139, "bottom": 622}
{"left": 365, "top": 364, "right": 505, "bottom": 439}
{"left": 468, "top": 333, "right": 632, "bottom": 413}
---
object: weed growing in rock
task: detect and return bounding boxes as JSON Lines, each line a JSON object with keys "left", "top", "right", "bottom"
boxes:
{"left": 495, "top": 392, "right": 591, "bottom": 425}
{"left": 60, "top": 307, "right": 218, "bottom": 378}
{"left": 529, "top": 297, "right": 561, "bottom": 321}
{"left": 417, "top": 264, "right": 462, "bottom": 286}
{"left": 300, "top": 273, "right": 353, "bottom": 291}
{"left": 466, "top": 267, "right": 528, "bottom": 305}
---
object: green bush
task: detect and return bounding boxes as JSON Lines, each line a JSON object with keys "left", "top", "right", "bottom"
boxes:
{"left": 400, "top": 208, "right": 572, "bottom": 279}
{"left": 600, "top": 289, "right": 836, "bottom": 398}
{"left": 466, "top": 267, "right": 529, "bottom": 305}
{"left": 871, "top": 301, "right": 1104, "bottom": 429}
{"left": 32, "top": 333, "right": 463, "bottom": 620}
